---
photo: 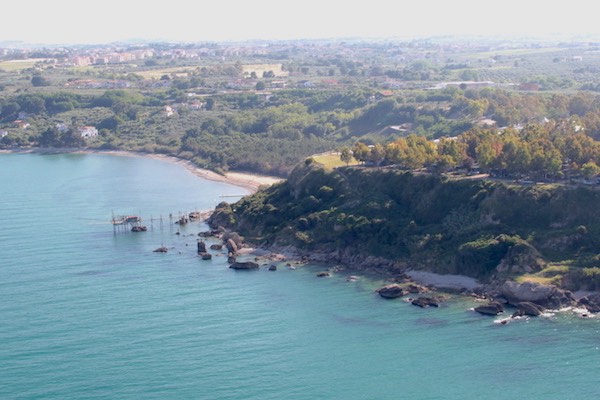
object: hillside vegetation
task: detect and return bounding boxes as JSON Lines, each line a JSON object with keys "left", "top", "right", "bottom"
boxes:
{"left": 209, "top": 160, "right": 600, "bottom": 289}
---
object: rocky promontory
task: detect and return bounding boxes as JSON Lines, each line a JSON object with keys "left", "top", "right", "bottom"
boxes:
{"left": 207, "top": 160, "right": 600, "bottom": 314}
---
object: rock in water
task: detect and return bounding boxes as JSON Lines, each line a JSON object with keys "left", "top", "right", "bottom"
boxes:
{"left": 153, "top": 246, "right": 168, "bottom": 253}
{"left": 411, "top": 297, "right": 440, "bottom": 308}
{"left": 500, "top": 281, "right": 575, "bottom": 308}
{"left": 227, "top": 253, "right": 236, "bottom": 264}
{"left": 405, "top": 284, "right": 429, "bottom": 294}
{"left": 578, "top": 293, "right": 600, "bottom": 313}
{"left": 199, "top": 252, "right": 212, "bottom": 260}
{"left": 226, "top": 238, "right": 238, "bottom": 254}
{"left": 268, "top": 265, "right": 277, "bottom": 271}
{"left": 377, "top": 284, "right": 406, "bottom": 299}
{"left": 316, "top": 271, "right": 331, "bottom": 277}
{"left": 512, "top": 301, "right": 545, "bottom": 317}
{"left": 210, "top": 244, "right": 223, "bottom": 250}
{"left": 229, "top": 261, "right": 259, "bottom": 270}
{"left": 474, "top": 301, "right": 505, "bottom": 316}
{"left": 197, "top": 240, "right": 207, "bottom": 254}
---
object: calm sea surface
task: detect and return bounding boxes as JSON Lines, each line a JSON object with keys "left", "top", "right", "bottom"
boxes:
{"left": 1, "top": 153, "right": 600, "bottom": 399}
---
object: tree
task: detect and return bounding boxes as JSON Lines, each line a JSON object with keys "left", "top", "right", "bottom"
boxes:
{"left": 255, "top": 81, "right": 266, "bottom": 91}
{"left": 339, "top": 147, "right": 353, "bottom": 165}
{"left": 581, "top": 161, "right": 600, "bottom": 179}
{"left": 31, "top": 75, "right": 50, "bottom": 87}
{"left": 0, "top": 102, "right": 20, "bottom": 120}
{"left": 205, "top": 98, "right": 215, "bottom": 111}
{"left": 352, "top": 142, "right": 371, "bottom": 163}
{"left": 368, "top": 143, "right": 386, "bottom": 166}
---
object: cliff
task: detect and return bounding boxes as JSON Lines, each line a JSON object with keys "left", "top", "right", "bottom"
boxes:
{"left": 208, "top": 159, "right": 600, "bottom": 291}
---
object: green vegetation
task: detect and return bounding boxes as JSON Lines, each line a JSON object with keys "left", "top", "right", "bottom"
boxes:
{"left": 3, "top": 39, "right": 600, "bottom": 289}
{"left": 209, "top": 161, "right": 600, "bottom": 286}
{"left": 2, "top": 38, "right": 600, "bottom": 178}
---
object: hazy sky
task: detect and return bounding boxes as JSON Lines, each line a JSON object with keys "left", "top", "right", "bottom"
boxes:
{"left": 2, "top": 0, "right": 598, "bottom": 44}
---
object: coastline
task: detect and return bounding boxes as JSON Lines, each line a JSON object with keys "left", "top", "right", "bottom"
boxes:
{"left": 0, "top": 147, "right": 283, "bottom": 193}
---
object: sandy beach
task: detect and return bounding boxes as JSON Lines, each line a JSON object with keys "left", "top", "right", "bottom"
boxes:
{"left": 0, "top": 148, "right": 283, "bottom": 193}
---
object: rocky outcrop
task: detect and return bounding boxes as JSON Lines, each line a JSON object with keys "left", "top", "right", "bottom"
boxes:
{"left": 405, "top": 284, "right": 429, "bottom": 294}
{"left": 411, "top": 296, "right": 440, "bottom": 308}
{"left": 474, "top": 301, "right": 505, "bottom": 316}
{"left": 512, "top": 301, "right": 545, "bottom": 317}
{"left": 577, "top": 293, "right": 600, "bottom": 313}
{"left": 496, "top": 242, "right": 545, "bottom": 275}
{"left": 226, "top": 238, "right": 238, "bottom": 255}
{"left": 500, "top": 281, "right": 575, "bottom": 309}
{"left": 197, "top": 240, "right": 207, "bottom": 254}
{"left": 224, "top": 231, "right": 243, "bottom": 248}
{"left": 268, "top": 265, "right": 277, "bottom": 271}
{"left": 377, "top": 284, "right": 406, "bottom": 299}
{"left": 229, "top": 261, "right": 259, "bottom": 270}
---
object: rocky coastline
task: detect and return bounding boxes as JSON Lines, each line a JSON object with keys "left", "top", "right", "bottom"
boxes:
{"left": 200, "top": 223, "right": 600, "bottom": 323}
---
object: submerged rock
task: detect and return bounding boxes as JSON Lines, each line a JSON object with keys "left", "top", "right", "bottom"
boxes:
{"left": 153, "top": 246, "right": 168, "bottom": 253}
{"left": 199, "top": 252, "right": 212, "bottom": 260}
{"left": 210, "top": 244, "right": 223, "bottom": 250}
{"left": 377, "top": 284, "right": 406, "bottom": 299}
{"left": 316, "top": 271, "right": 331, "bottom": 277}
{"left": 268, "top": 265, "right": 277, "bottom": 271}
{"left": 229, "top": 261, "right": 259, "bottom": 270}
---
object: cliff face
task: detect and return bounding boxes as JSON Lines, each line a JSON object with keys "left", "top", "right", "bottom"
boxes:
{"left": 208, "top": 160, "right": 600, "bottom": 288}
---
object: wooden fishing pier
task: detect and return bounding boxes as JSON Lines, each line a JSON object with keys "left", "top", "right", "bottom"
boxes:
{"left": 111, "top": 210, "right": 212, "bottom": 234}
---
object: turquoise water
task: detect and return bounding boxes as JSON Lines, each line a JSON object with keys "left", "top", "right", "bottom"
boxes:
{"left": 1, "top": 153, "right": 600, "bottom": 399}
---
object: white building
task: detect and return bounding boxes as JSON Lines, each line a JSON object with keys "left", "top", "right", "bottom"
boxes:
{"left": 77, "top": 126, "right": 98, "bottom": 138}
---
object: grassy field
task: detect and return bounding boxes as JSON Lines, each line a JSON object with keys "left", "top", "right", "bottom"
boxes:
{"left": 0, "top": 59, "right": 43, "bottom": 71}
{"left": 312, "top": 152, "right": 359, "bottom": 169}
{"left": 242, "top": 64, "right": 288, "bottom": 78}
{"left": 136, "top": 66, "right": 201, "bottom": 79}
{"left": 515, "top": 264, "right": 570, "bottom": 286}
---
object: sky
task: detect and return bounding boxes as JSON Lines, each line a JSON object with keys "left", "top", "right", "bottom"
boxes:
{"left": 2, "top": 0, "right": 599, "bottom": 45}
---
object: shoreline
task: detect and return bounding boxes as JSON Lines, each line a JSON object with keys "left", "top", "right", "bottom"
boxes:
{"left": 233, "top": 242, "right": 600, "bottom": 319}
{"left": 0, "top": 147, "right": 284, "bottom": 193}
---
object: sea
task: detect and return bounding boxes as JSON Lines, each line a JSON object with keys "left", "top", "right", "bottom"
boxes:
{"left": 1, "top": 152, "right": 600, "bottom": 400}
